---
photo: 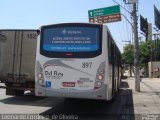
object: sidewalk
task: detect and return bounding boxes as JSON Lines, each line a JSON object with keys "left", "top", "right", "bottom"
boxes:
{"left": 125, "top": 77, "right": 160, "bottom": 115}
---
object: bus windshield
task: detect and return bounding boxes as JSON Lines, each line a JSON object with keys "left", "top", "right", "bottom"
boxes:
{"left": 40, "top": 23, "right": 102, "bottom": 58}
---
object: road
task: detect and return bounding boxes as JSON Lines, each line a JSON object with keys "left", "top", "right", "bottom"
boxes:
{"left": 0, "top": 78, "right": 160, "bottom": 120}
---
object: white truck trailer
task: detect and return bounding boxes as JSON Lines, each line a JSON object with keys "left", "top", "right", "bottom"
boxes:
{"left": 0, "top": 30, "right": 37, "bottom": 96}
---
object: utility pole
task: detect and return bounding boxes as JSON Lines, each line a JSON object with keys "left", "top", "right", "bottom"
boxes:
{"left": 132, "top": 3, "right": 140, "bottom": 92}
{"left": 122, "top": 0, "right": 140, "bottom": 91}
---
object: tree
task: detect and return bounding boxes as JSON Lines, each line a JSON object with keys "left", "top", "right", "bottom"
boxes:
{"left": 139, "top": 41, "right": 154, "bottom": 77}
{"left": 139, "top": 40, "right": 154, "bottom": 67}
{"left": 122, "top": 44, "right": 134, "bottom": 76}
{"left": 122, "top": 41, "right": 156, "bottom": 77}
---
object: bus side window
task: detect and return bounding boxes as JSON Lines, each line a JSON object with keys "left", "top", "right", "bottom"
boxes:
{"left": 111, "top": 42, "right": 115, "bottom": 64}
{"left": 108, "top": 33, "right": 111, "bottom": 64}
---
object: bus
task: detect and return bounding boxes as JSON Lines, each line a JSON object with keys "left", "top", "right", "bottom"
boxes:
{"left": 35, "top": 23, "right": 122, "bottom": 101}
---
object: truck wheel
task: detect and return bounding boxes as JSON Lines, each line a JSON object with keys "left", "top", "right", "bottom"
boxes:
{"left": 14, "top": 90, "right": 24, "bottom": 96}
{"left": 6, "top": 88, "right": 15, "bottom": 95}
{"left": 30, "top": 90, "right": 35, "bottom": 93}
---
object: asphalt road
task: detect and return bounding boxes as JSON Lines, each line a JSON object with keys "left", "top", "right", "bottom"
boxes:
{"left": 0, "top": 81, "right": 134, "bottom": 120}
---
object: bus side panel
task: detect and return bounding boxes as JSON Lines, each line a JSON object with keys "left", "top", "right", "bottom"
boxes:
{"left": 106, "top": 30, "right": 115, "bottom": 100}
{"left": 93, "top": 26, "right": 109, "bottom": 100}
{"left": 106, "top": 30, "right": 122, "bottom": 100}
{"left": 35, "top": 35, "right": 46, "bottom": 96}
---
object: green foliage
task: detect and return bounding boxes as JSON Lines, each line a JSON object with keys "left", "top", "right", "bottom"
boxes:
{"left": 122, "top": 41, "right": 155, "bottom": 68}
{"left": 122, "top": 44, "right": 134, "bottom": 65}
{"left": 139, "top": 41, "right": 154, "bottom": 67}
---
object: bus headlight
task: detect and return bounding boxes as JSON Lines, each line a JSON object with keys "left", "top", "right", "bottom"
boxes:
{"left": 97, "top": 75, "right": 104, "bottom": 80}
{"left": 97, "top": 82, "right": 102, "bottom": 86}
{"left": 36, "top": 61, "right": 45, "bottom": 87}
{"left": 94, "top": 62, "right": 105, "bottom": 90}
{"left": 94, "top": 81, "right": 103, "bottom": 90}
{"left": 37, "top": 72, "right": 44, "bottom": 86}
{"left": 38, "top": 73, "right": 43, "bottom": 78}
{"left": 39, "top": 79, "right": 44, "bottom": 84}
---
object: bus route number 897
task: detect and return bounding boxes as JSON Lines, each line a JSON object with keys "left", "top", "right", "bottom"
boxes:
{"left": 82, "top": 62, "right": 92, "bottom": 68}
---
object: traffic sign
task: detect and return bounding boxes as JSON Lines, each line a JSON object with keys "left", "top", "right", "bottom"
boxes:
{"left": 89, "top": 13, "right": 121, "bottom": 24}
{"left": 88, "top": 5, "right": 121, "bottom": 23}
{"left": 88, "top": 5, "right": 120, "bottom": 18}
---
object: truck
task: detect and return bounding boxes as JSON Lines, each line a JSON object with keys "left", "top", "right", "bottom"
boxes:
{"left": 0, "top": 30, "right": 37, "bottom": 96}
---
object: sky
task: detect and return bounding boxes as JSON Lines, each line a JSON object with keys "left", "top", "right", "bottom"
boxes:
{"left": 0, "top": 0, "right": 160, "bottom": 52}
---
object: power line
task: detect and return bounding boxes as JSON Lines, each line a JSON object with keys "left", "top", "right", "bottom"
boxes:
{"left": 112, "top": 0, "right": 131, "bottom": 14}
{"left": 117, "top": 22, "right": 123, "bottom": 42}
{"left": 124, "top": 2, "right": 130, "bottom": 43}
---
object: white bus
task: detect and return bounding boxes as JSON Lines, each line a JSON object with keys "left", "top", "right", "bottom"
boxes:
{"left": 35, "top": 23, "right": 121, "bottom": 101}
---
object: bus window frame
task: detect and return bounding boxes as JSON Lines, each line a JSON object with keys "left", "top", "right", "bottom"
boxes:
{"left": 40, "top": 23, "right": 102, "bottom": 58}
